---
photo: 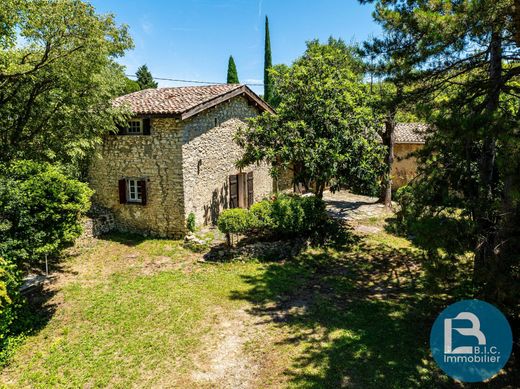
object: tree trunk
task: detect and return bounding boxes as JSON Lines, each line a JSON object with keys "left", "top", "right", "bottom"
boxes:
{"left": 379, "top": 117, "right": 395, "bottom": 209}
{"left": 316, "top": 182, "right": 326, "bottom": 199}
{"left": 473, "top": 30, "right": 502, "bottom": 288}
{"left": 514, "top": 0, "right": 520, "bottom": 47}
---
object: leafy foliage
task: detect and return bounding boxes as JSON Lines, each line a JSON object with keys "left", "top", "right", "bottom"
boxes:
{"left": 218, "top": 195, "right": 328, "bottom": 238}
{"left": 361, "top": 0, "right": 520, "bottom": 349}
{"left": 0, "top": 0, "right": 133, "bottom": 166}
{"left": 0, "top": 161, "right": 93, "bottom": 265}
{"left": 226, "top": 55, "right": 239, "bottom": 84}
{"left": 270, "top": 195, "right": 327, "bottom": 236}
{"left": 122, "top": 77, "right": 141, "bottom": 95}
{"left": 0, "top": 257, "right": 21, "bottom": 341}
{"left": 186, "top": 212, "right": 196, "bottom": 233}
{"left": 217, "top": 208, "right": 251, "bottom": 235}
{"left": 249, "top": 200, "right": 275, "bottom": 232}
{"left": 0, "top": 256, "right": 25, "bottom": 366}
{"left": 236, "top": 38, "right": 385, "bottom": 197}
{"left": 135, "top": 64, "right": 158, "bottom": 89}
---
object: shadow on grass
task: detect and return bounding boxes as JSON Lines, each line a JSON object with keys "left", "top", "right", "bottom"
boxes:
{"left": 1, "top": 282, "right": 58, "bottom": 366}
{"left": 97, "top": 231, "right": 153, "bottom": 247}
{"left": 230, "top": 237, "right": 515, "bottom": 388}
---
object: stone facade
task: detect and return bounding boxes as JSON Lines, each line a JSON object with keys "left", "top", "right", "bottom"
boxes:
{"left": 89, "top": 96, "right": 273, "bottom": 237}
{"left": 392, "top": 143, "right": 423, "bottom": 189}
{"left": 182, "top": 98, "right": 273, "bottom": 225}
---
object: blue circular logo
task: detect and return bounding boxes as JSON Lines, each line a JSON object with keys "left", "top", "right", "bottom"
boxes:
{"left": 430, "top": 299, "right": 513, "bottom": 382}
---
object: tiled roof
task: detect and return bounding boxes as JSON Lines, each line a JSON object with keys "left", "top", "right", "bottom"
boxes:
{"left": 395, "top": 123, "right": 428, "bottom": 144}
{"left": 113, "top": 84, "right": 273, "bottom": 119}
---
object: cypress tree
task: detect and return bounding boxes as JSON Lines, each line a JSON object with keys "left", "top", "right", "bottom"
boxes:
{"left": 226, "top": 55, "right": 239, "bottom": 84}
{"left": 136, "top": 64, "right": 158, "bottom": 89}
{"left": 263, "top": 16, "right": 273, "bottom": 103}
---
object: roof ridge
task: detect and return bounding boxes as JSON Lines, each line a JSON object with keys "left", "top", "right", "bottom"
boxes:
{"left": 113, "top": 84, "right": 272, "bottom": 118}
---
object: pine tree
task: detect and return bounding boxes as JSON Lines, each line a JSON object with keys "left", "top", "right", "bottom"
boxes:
{"left": 135, "top": 64, "right": 158, "bottom": 89}
{"left": 263, "top": 16, "right": 273, "bottom": 104}
{"left": 226, "top": 56, "right": 239, "bottom": 84}
{"left": 362, "top": 0, "right": 520, "bottom": 359}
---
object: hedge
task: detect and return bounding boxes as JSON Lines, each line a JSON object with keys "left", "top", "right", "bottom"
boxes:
{"left": 217, "top": 194, "right": 328, "bottom": 245}
{"left": 0, "top": 160, "right": 93, "bottom": 265}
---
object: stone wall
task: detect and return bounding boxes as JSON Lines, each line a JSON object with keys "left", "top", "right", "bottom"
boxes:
{"left": 182, "top": 97, "right": 274, "bottom": 225}
{"left": 83, "top": 205, "right": 116, "bottom": 237}
{"left": 392, "top": 143, "right": 423, "bottom": 189}
{"left": 89, "top": 96, "right": 273, "bottom": 236}
{"left": 89, "top": 118, "right": 186, "bottom": 237}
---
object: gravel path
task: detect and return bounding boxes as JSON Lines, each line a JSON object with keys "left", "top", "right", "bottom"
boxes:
{"left": 323, "top": 191, "right": 395, "bottom": 234}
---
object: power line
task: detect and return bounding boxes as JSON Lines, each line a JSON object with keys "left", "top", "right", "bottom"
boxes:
{"left": 126, "top": 74, "right": 264, "bottom": 87}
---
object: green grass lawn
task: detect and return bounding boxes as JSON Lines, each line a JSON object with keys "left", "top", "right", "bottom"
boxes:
{"left": 0, "top": 224, "right": 515, "bottom": 388}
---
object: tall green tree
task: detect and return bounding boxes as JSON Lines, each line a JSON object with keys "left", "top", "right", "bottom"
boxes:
{"left": 226, "top": 55, "right": 239, "bottom": 84}
{"left": 236, "top": 38, "right": 385, "bottom": 198}
{"left": 0, "top": 0, "right": 133, "bottom": 166}
{"left": 361, "top": 0, "right": 520, "bottom": 359}
{"left": 135, "top": 64, "right": 158, "bottom": 89}
{"left": 123, "top": 77, "right": 140, "bottom": 95}
{"left": 263, "top": 16, "right": 274, "bottom": 104}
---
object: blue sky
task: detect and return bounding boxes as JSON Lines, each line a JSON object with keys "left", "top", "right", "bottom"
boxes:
{"left": 90, "top": 0, "right": 381, "bottom": 94}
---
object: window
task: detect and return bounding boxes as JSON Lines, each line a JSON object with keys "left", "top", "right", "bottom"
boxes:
{"left": 119, "top": 178, "right": 147, "bottom": 205}
{"left": 115, "top": 118, "right": 150, "bottom": 136}
{"left": 127, "top": 119, "right": 142, "bottom": 134}
{"left": 127, "top": 179, "right": 143, "bottom": 202}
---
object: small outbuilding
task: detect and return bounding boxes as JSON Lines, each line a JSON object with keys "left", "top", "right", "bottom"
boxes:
{"left": 392, "top": 123, "right": 427, "bottom": 189}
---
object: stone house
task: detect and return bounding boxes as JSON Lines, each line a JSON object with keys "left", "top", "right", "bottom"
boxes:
{"left": 391, "top": 123, "right": 427, "bottom": 189}
{"left": 89, "top": 85, "right": 275, "bottom": 238}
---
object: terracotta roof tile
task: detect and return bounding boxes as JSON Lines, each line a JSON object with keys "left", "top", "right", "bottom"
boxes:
{"left": 114, "top": 84, "right": 247, "bottom": 116}
{"left": 395, "top": 123, "right": 428, "bottom": 144}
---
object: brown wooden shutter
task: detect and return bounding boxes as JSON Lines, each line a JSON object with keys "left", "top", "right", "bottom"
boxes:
{"left": 229, "top": 175, "right": 238, "bottom": 208}
{"left": 116, "top": 123, "right": 127, "bottom": 135}
{"left": 142, "top": 118, "right": 151, "bottom": 135}
{"left": 247, "top": 172, "right": 254, "bottom": 208}
{"left": 139, "top": 179, "right": 147, "bottom": 205}
{"left": 118, "top": 179, "right": 127, "bottom": 204}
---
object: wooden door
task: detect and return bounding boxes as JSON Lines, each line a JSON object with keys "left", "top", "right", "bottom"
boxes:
{"left": 247, "top": 172, "right": 254, "bottom": 208}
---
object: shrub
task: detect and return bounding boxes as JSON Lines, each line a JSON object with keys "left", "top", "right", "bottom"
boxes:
{"left": 249, "top": 200, "right": 274, "bottom": 232}
{"left": 217, "top": 208, "right": 251, "bottom": 246}
{"left": 395, "top": 184, "right": 420, "bottom": 223}
{"left": 186, "top": 212, "right": 196, "bottom": 233}
{"left": 0, "top": 257, "right": 22, "bottom": 350}
{"left": 299, "top": 195, "right": 328, "bottom": 231}
{"left": 217, "top": 208, "right": 251, "bottom": 234}
{"left": 0, "top": 160, "right": 93, "bottom": 265}
{"left": 270, "top": 194, "right": 327, "bottom": 236}
{"left": 272, "top": 195, "right": 306, "bottom": 234}
{"left": 394, "top": 183, "right": 475, "bottom": 255}
{"left": 217, "top": 194, "right": 329, "bottom": 245}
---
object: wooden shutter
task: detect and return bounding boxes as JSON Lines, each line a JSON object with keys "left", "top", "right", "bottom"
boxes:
{"left": 115, "top": 124, "right": 127, "bottom": 135}
{"left": 118, "top": 179, "right": 127, "bottom": 204}
{"left": 247, "top": 172, "right": 254, "bottom": 208}
{"left": 229, "top": 175, "right": 238, "bottom": 208}
{"left": 111, "top": 124, "right": 126, "bottom": 135}
{"left": 142, "top": 118, "right": 151, "bottom": 135}
{"left": 139, "top": 179, "right": 147, "bottom": 205}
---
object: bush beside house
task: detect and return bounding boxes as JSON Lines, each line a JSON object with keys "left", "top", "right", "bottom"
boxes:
{"left": 0, "top": 161, "right": 93, "bottom": 265}
{"left": 0, "top": 161, "right": 93, "bottom": 362}
{"left": 217, "top": 194, "right": 329, "bottom": 246}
